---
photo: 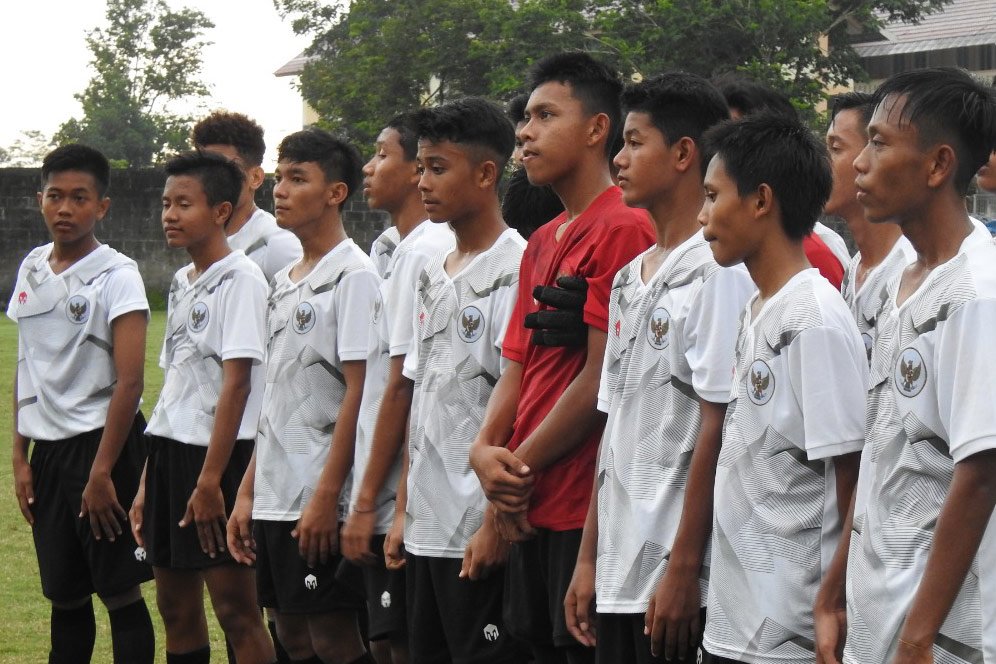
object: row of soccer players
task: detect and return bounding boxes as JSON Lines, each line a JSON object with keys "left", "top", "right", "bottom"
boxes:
{"left": 10, "top": 50, "right": 996, "bottom": 664}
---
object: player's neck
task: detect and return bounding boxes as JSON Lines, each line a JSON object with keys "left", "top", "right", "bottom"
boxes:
{"left": 392, "top": 194, "right": 428, "bottom": 239}
{"left": 49, "top": 235, "right": 101, "bottom": 274}
{"left": 649, "top": 181, "right": 704, "bottom": 251}
{"left": 851, "top": 216, "right": 903, "bottom": 270}
{"left": 446, "top": 203, "right": 506, "bottom": 275}
{"left": 745, "top": 234, "right": 810, "bottom": 304}
{"left": 187, "top": 233, "right": 232, "bottom": 280}
{"left": 899, "top": 194, "right": 974, "bottom": 269}
{"left": 296, "top": 214, "right": 349, "bottom": 265}
{"left": 225, "top": 199, "right": 258, "bottom": 237}
{"left": 550, "top": 156, "right": 614, "bottom": 223}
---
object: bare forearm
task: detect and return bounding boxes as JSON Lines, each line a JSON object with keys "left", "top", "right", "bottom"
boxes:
{"left": 355, "top": 361, "right": 413, "bottom": 508}
{"left": 475, "top": 361, "right": 522, "bottom": 448}
{"left": 576, "top": 455, "right": 600, "bottom": 565}
{"left": 237, "top": 448, "right": 258, "bottom": 499}
{"left": 92, "top": 311, "right": 147, "bottom": 475}
{"left": 12, "top": 372, "right": 29, "bottom": 463}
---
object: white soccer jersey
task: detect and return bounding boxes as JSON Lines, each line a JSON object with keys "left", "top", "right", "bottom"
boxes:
{"left": 227, "top": 208, "right": 302, "bottom": 283}
{"left": 253, "top": 239, "right": 380, "bottom": 522}
{"left": 402, "top": 228, "right": 525, "bottom": 558}
{"left": 7, "top": 244, "right": 149, "bottom": 441}
{"left": 369, "top": 226, "right": 400, "bottom": 278}
{"left": 704, "top": 269, "right": 867, "bottom": 664}
{"left": 351, "top": 220, "right": 454, "bottom": 533}
{"left": 595, "top": 232, "right": 754, "bottom": 613}
{"left": 845, "top": 225, "right": 996, "bottom": 664}
{"left": 814, "top": 221, "right": 852, "bottom": 267}
{"left": 146, "top": 251, "right": 268, "bottom": 446}
{"left": 840, "top": 236, "right": 914, "bottom": 366}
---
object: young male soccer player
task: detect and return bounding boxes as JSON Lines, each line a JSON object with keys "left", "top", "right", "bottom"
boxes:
{"left": 384, "top": 96, "right": 526, "bottom": 663}
{"left": 340, "top": 112, "right": 454, "bottom": 663}
{"left": 469, "top": 52, "right": 655, "bottom": 664}
{"left": 132, "top": 151, "right": 275, "bottom": 664}
{"left": 563, "top": 73, "right": 755, "bottom": 664}
{"left": 193, "top": 110, "right": 302, "bottom": 282}
{"left": 9, "top": 144, "right": 155, "bottom": 663}
{"left": 696, "top": 112, "right": 868, "bottom": 664}
{"left": 816, "top": 68, "right": 996, "bottom": 664}
{"left": 226, "top": 128, "right": 379, "bottom": 664}
{"left": 825, "top": 92, "right": 912, "bottom": 364}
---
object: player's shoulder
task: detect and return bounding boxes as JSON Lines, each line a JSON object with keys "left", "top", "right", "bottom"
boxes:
{"left": 21, "top": 243, "right": 53, "bottom": 268}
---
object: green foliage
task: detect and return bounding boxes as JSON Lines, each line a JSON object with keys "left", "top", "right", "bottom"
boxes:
{"left": 55, "top": 0, "right": 214, "bottom": 167}
{"left": 275, "top": 0, "right": 950, "bottom": 142}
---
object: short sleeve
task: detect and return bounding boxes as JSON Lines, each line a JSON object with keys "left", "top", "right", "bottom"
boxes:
{"left": 684, "top": 267, "right": 754, "bottom": 403}
{"left": 787, "top": 325, "right": 867, "bottom": 460}
{"left": 596, "top": 274, "right": 627, "bottom": 413}
{"left": 336, "top": 269, "right": 382, "bottom": 362}
{"left": 581, "top": 223, "right": 655, "bottom": 332}
{"left": 936, "top": 298, "right": 996, "bottom": 462}
{"left": 401, "top": 273, "right": 426, "bottom": 381}
{"left": 100, "top": 265, "right": 150, "bottom": 322}
{"left": 387, "top": 248, "right": 435, "bottom": 357}
{"left": 220, "top": 271, "right": 267, "bottom": 364}
{"left": 6, "top": 255, "right": 30, "bottom": 321}
{"left": 262, "top": 231, "right": 303, "bottom": 281}
{"left": 491, "top": 278, "right": 519, "bottom": 375}
{"left": 501, "top": 251, "right": 534, "bottom": 363}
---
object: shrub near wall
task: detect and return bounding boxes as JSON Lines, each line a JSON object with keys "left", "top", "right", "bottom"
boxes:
{"left": 0, "top": 168, "right": 389, "bottom": 307}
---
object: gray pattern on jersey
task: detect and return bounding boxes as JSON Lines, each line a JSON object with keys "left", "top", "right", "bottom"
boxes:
{"left": 405, "top": 234, "right": 523, "bottom": 558}
{"left": 596, "top": 240, "right": 720, "bottom": 610}
{"left": 846, "top": 252, "right": 986, "bottom": 664}
{"left": 370, "top": 227, "right": 401, "bottom": 279}
{"left": 841, "top": 240, "right": 912, "bottom": 366}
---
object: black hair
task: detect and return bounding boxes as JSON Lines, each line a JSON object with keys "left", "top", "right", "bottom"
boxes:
{"left": 277, "top": 128, "right": 364, "bottom": 209}
{"left": 527, "top": 52, "right": 623, "bottom": 155}
{"left": 414, "top": 97, "right": 515, "bottom": 177}
{"left": 501, "top": 168, "right": 564, "bottom": 240}
{"left": 41, "top": 144, "right": 111, "bottom": 197}
{"left": 507, "top": 93, "right": 530, "bottom": 126}
{"left": 872, "top": 67, "right": 996, "bottom": 195}
{"left": 191, "top": 111, "right": 266, "bottom": 167}
{"left": 829, "top": 91, "right": 875, "bottom": 128}
{"left": 164, "top": 150, "right": 245, "bottom": 214}
{"left": 713, "top": 73, "right": 797, "bottom": 119}
{"left": 622, "top": 72, "right": 730, "bottom": 175}
{"left": 384, "top": 112, "right": 420, "bottom": 162}
{"left": 703, "top": 112, "right": 831, "bottom": 240}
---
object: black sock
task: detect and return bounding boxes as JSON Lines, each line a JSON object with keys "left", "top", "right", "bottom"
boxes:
{"left": 108, "top": 599, "right": 155, "bottom": 663}
{"left": 49, "top": 600, "right": 96, "bottom": 664}
{"left": 165, "top": 645, "right": 210, "bottom": 664}
{"left": 346, "top": 653, "right": 377, "bottom": 664}
{"left": 270, "top": 619, "right": 292, "bottom": 663}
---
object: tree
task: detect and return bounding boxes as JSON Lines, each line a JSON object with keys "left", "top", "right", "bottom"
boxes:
{"left": 56, "top": 0, "right": 214, "bottom": 166}
{"left": 0, "top": 130, "right": 54, "bottom": 168}
{"left": 276, "top": 0, "right": 950, "bottom": 143}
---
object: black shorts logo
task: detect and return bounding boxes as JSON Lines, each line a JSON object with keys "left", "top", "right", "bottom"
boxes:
{"left": 460, "top": 305, "right": 485, "bottom": 343}
{"left": 294, "top": 302, "right": 316, "bottom": 334}
{"left": 66, "top": 295, "right": 90, "bottom": 324}
{"left": 304, "top": 573, "right": 318, "bottom": 590}
{"left": 895, "top": 347, "right": 926, "bottom": 397}
{"left": 188, "top": 302, "right": 209, "bottom": 332}
{"left": 647, "top": 307, "right": 671, "bottom": 350}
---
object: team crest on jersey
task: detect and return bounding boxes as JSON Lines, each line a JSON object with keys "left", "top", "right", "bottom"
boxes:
{"left": 747, "top": 359, "right": 774, "bottom": 405}
{"left": 861, "top": 332, "right": 873, "bottom": 364}
{"left": 188, "top": 302, "right": 209, "bottom": 332}
{"left": 294, "top": 302, "right": 316, "bottom": 334}
{"left": 895, "top": 347, "right": 926, "bottom": 397}
{"left": 647, "top": 307, "right": 671, "bottom": 350}
{"left": 460, "top": 305, "right": 484, "bottom": 343}
{"left": 66, "top": 295, "right": 90, "bottom": 324}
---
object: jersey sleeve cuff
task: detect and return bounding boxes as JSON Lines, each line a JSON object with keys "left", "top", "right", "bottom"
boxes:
{"left": 695, "top": 385, "right": 733, "bottom": 404}
{"left": 108, "top": 300, "right": 151, "bottom": 321}
{"left": 582, "top": 311, "right": 609, "bottom": 333}
{"left": 951, "top": 436, "right": 996, "bottom": 463}
{"left": 339, "top": 349, "right": 368, "bottom": 362}
{"left": 597, "top": 398, "right": 610, "bottom": 414}
{"left": 389, "top": 342, "right": 413, "bottom": 358}
{"left": 221, "top": 348, "right": 265, "bottom": 364}
{"left": 805, "top": 438, "right": 864, "bottom": 461}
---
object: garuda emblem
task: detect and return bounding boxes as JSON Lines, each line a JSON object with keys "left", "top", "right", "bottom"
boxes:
{"left": 647, "top": 307, "right": 671, "bottom": 350}
{"left": 66, "top": 295, "right": 90, "bottom": 324}
{"left": 895, "top": 347, "right": 926, "bottom": 397}
{"left": 188, "top": 302, "right": 209, "bottom": 332}
{"left": 747, "top": 359, "right": 774, "bottom": 405}
{"left": 460, "top": 305, "right": 484, "bottom": 342}
{"left": 294, "top": 302, "right": 316, "bottom": 334}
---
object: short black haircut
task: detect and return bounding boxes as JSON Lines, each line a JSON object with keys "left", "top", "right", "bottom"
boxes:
{"left": 277, "top": 128, "right": 364, "bottom": 209}
{"left": 704, "top": 112, "right": 831, "bottom": 240}
{"left": 829, "top": 91, "right": 875, "bottom": 128}
{"left": 414, "top": 97, "right": 515, "bottom": 177}
{"left": 384, "top": 112, "right": 420, "bottom": 162}
{"left": 713, "top": 73, "right": 797, "bottom": 119}
{"left": 41, "top": 144, "right": 111, "bottom": 197}
{"left": 507, "top": 93, "right": 530, "bottom": 126}
{"left": 164, "top": 150, "right": 245, "bottom": 214}
{"left": 622, "top": 72, "right": 730, "bottom": 175}
{"left": 191, "top": 111, "right": 266, "bottom": 167}
{"left": 527, "top": 52, "right": 623, "bottom": 155}
{"left": 501, "top": 168, "right": 563, "bottom": 240}
{"left": 872, "top": 67, "right": 996, "bottom": 194}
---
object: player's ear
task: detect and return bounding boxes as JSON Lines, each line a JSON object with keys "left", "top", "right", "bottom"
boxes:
{"left": 36, "top": 191, "right": 43, "bottom": 209}
{"left": 96, "top": 196, "right": 111, "bottom": 221}
{"left": 587, "top": 113, "right": 611, "bottom": 150}
{"left": 754, "top": 183, "right": 775, "bottom": 218}
{"left": 673, "top": 137, "right": 697, "bottom": 174}
{"left": 327, "top": 181, "right": 349, "bottom": 207}
{"left": 215, "top": 201, "right": 234, "bottom": 228}
{"left": 246, "top": 165, "right": 266, "bottom": 192}
{"left": 478, "top": 159, "right": 499, "bottom": 190}
{"left": 925, "top": 143, "right": 956, "bottom": 190}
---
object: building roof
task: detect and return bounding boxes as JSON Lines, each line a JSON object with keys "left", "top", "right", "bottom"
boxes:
{"left": 852, "top": 0, "right": 996, "bottom": 57}
{"left": 274, "top": 51, "right": 312, "bottom": 77}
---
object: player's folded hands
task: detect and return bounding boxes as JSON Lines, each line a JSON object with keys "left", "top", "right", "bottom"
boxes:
{"left": 469, "top": 444, "right": 533, "bottom": 512}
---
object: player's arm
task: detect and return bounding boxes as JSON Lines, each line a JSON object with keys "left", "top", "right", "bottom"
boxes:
{"left": 295, "top": 359, "right": 366, "bottom": 568}
{"left": 893, "top": 449, "right": 996, "bottom": 664}
{"left": 341, "top": 357, "right": 414, "bottom": 564}
{"left": 180, "top": 356, "right": 253, "bottom": 558}
{"left": 12, "top": 368, "right": 34, "bottom": 526}
{"left": 564, "top": 458, "right": 600, "bottom": 647}
{"left": 384, "top": 440, "right": 409, "bottom": 571}
{"left": 80, "top": 309, "right": 147, "bottom": 541}
{"left": 815, "top": 478, "right": 857, "bottom": 664}
{"left": 646, "top": 398, "right": 726, "bottom": 660}
{"left": 228, "top": 447, "right": 258, "bottom": 565}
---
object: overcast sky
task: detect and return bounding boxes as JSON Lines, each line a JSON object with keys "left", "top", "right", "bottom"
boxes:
{"left": 1, "top": 0, "right": 316, "bottom": 169}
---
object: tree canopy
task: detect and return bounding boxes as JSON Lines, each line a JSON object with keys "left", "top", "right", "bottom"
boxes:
{"left": 55, "top": 0, "right": 214, "bottom": 167}
{"left": 276, "top": 0, "right": 951, "bottom": 147}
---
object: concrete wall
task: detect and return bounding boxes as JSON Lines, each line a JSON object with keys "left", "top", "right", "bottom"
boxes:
{"left": 0, "top": 168, "right": 389, "bottom": 306}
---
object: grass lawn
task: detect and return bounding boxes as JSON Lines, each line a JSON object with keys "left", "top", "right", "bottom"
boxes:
{"left": 0, "top": 312, "right": 227, "bottom": 662}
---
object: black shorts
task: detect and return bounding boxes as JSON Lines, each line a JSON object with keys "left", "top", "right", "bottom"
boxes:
{"left": 142, "top": 435, "right": 253, "bottom": 570}
{"left": 254, "top": 519, "right": 366, "bottom": 615}
{"left": 405, "top": 552, "right": 526, "bottom": 664}
{"left": 596, "top": 611, "right": 706, "bottom": 664}
{"left": 701, "top": 654, "right": 743, "bottom": 664}
{"left": 504, "top": 527, "right": 583, "bottom": 649}
{"left": 29, "top": 414, "right": 153, "bottom": 602}
{"left": 361, "top": 534, "right": 407, "bottom": 641}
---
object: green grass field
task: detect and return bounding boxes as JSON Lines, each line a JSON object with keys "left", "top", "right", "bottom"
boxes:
{"left": 0, "top": 313, "right": 227, "bottom": 662}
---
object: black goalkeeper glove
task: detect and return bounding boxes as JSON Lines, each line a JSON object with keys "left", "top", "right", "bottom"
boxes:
{"left": 524, "top": 275, "right": 588, "bottom": 347}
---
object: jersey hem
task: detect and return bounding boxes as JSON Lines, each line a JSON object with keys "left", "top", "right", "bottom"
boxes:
{"left": 702, "top": 636, "right": 812, "bottom": 664}
{"left": 402, "top": 544, "right": 467, "bottom": 559}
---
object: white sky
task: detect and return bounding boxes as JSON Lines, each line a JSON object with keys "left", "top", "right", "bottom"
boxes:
{"left": 1, "top": 0, "right": 315, "bottom": 169}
